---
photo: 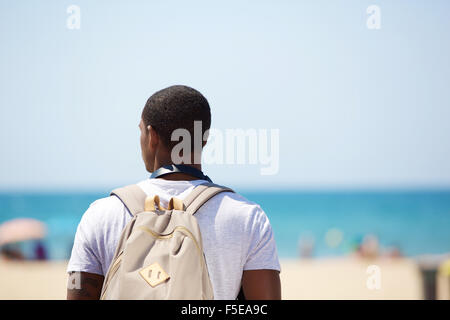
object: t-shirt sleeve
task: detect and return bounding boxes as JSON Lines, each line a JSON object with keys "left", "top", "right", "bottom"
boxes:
{"left": 243, "top": 206, "right": 281, "bottom": 272}
{"left": 66, "top": 201, "right": 104, "bottom": 275}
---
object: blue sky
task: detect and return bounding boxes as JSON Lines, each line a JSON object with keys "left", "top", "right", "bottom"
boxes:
{"left": 0, "top": 0, "right": 449, "bottom": 191}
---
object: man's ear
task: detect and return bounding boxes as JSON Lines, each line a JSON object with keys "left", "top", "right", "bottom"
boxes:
{"left": 148, "top": 125, "right": 159, "bottom": 149}
{"left": 202, "top": 129, "right": 209, "bottom": 148}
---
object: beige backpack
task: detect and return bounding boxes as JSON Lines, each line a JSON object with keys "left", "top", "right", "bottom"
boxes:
{"left": 100, "top": 182, "right": 233, "bottom": 300}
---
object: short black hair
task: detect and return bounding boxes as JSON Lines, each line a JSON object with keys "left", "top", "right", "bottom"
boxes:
{"left": 142, "top": 85, "right": 211, "bottom": 150}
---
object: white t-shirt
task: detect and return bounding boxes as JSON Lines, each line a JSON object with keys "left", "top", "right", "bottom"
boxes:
{"left": 67, "top": 178, "right": 280, "bottom": 300}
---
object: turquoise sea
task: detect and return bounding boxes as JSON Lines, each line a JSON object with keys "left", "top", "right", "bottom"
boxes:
{"left": 0, "top": 190, "right": 449, "bottom": 260}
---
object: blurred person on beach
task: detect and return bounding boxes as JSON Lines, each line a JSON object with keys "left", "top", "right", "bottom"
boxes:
{"left": 34, "top": 240, "right": 47, "bottom": 260}
{"left": 350, "top": 234, "right": 403, "bottom": 260}
{"left": 66, "top": 85, "right": 281, "bottom": 300}
{"left": 383, "top": 243, "right": 402, "bottom": 259}
{"left": 298, "top": 234, "right": 315, "bottom": 258}
{"left": 359, "top": 234, "right": 379, "bottom": 258}
{"left": 0, "top": 243, "right": 24, "bottom": 261}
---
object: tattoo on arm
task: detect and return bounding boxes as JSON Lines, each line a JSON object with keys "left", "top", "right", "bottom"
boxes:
{"left": 67, "top": 272, "right": 105, "bottom": 300}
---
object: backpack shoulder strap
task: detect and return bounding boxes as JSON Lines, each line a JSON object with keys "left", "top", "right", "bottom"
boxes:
{"left": 111, "top": 184, "right": 147, "bottom": 216}
{"left": 183, "top": 182, "right": 234, "bottom": 215}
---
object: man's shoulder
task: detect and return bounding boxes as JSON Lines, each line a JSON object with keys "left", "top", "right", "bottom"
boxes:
{"left": 201, "top": 188, "right": 267, "bottom": 222}
{"left": 81, "top": 194, "right": 128, "bottom": 224}
{"left": 89, "top": 195, "right": 124, "bottom": 209}
{"left": 216, "top": 190, "right": 261, "bottom": 209}
{"left": 90, "top": 179, "right": 150, "bottom": 214}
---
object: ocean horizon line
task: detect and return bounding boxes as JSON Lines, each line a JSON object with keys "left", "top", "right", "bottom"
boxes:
{"left": 1, "top": 185, "right": 450, "bottom": 195}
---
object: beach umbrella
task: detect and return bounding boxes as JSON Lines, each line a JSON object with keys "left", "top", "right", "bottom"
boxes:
{"left": 0, "top": 218, "right": 47, "bottom": 246}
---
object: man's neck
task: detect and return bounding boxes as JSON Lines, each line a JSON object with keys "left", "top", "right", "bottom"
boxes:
{"left": 158, "top": 172, "right": 201, "bottom": 181}
{"left": 152, "top": 162, "right": 203, "bottom": 181}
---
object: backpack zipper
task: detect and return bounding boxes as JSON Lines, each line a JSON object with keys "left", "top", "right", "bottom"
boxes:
{"left": 138, "top": 225, "right": 203, "bottom": 265}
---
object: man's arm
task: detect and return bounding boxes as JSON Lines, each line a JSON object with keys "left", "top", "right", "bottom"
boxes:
{"left": 241, "top": 269, "right": 281, "bottom": 300}
{"left": 67, "top": 272, "right": 104, "bottom": 300}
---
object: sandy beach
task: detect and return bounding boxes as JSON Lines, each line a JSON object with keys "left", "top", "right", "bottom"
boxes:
{"left": 280, "top": 257, "right": 423, "bottom": 299}
{"left": 0, "top": 258, "right": 68, "bottom": 300}
{"left": 0, "top": 257, "right": 426, "bottom": 300}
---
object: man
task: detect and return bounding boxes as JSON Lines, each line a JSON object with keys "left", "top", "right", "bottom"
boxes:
{"left": 67, "top": 85, "right": 281, "bottom": 300}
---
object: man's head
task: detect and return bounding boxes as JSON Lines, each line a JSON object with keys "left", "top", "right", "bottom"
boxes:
{"left": 139, "top": 85, "right": 211, "bottom": 172}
